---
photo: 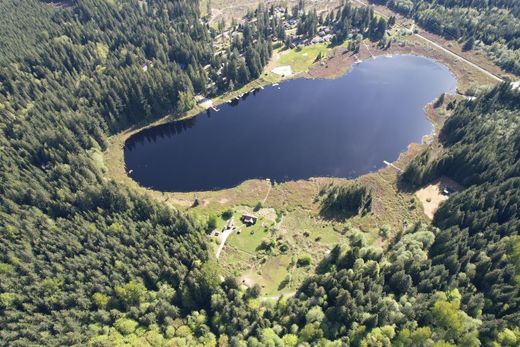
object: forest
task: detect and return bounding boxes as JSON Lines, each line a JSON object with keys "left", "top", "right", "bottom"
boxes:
{"left": 0, "top": 0, "right": 519, "bottom": 346}
{"left": 0, "top": 0, "right": 270, "bottom": 344}
{"left": 372, "top": 0, "right": 520, "bottom": 74}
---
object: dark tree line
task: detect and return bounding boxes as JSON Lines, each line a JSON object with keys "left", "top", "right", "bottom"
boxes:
{"left": 320, "top": 183, "right": 373, "bottom": 219}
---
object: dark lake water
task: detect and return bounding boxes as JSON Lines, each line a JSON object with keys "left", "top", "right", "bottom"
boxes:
{"left": 125, "top": 55, "right": 456, "bottom": 192}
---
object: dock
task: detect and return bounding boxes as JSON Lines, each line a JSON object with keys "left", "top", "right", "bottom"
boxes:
{"left": 383, "top": 160, "right": 403, "bottom": 172}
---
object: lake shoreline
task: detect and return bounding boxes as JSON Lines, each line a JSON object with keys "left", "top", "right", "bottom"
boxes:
{"left": 125, "top": 55, "right": 456, "bottom": 192}
{"left": 104, "top": 49, "right": 460, "bottom": 197}
{"left": 103, "top": 29, "right": 503, "bottom": 206}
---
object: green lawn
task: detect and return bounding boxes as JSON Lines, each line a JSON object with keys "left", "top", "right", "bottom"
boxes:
{"left": 279, "top": 43, "right": 330, "bottom": 73}
{"left": 227, "top": 222, "right": 272, "bottom": 254}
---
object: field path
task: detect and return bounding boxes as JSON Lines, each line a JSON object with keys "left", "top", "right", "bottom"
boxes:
{"left": 260, "top": 291, "right": 296, "bottom": 302}
{"left": 216, "top": 228, "right": 234, "bottom": 259}
{"left": 262, "top": 182, "right": 272, "bottom": 204}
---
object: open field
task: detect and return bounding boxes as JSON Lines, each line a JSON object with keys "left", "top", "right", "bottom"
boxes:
{"left": 278, "top": 43, "right": 329, "bottom": 73}
{"left": 102, "top": 6, "right": 508, "bottom": 295}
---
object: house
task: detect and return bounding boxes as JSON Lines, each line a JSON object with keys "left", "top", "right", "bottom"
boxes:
{"left": 241, "top": 214, "right": 257, "bottom": 226}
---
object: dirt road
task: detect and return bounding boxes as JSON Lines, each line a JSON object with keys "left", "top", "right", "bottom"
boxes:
{"left": 414, "top": 34, "right": 503, "bottom": 82}
{"left": 216, "top": 228, "right": 234, "bottom": 259}
{"left": 351, "top": 0, "right": 504, "bottom": 83}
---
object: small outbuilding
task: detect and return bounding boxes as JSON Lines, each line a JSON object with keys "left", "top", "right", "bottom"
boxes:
{"left": 442, "top": 186, "right": 455, "bottom": 196}
{"left": 241, "top": 214, "right": 258, "bottom": 226}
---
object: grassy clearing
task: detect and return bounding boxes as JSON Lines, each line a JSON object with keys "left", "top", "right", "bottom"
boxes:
{"left": 279, "top": 44, "right": 330, "bottom": 73}
{"left": 227, "top": 225, "right": 270, "bottom": 254}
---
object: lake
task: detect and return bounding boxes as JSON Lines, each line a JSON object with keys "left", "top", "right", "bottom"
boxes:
{"left": 124, "top": 55, "right": 456, "bottom": 192}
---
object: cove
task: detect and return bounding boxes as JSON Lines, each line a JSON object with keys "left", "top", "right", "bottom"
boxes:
{"left": 124, "top": 55, "right": 456, "bottom": 192}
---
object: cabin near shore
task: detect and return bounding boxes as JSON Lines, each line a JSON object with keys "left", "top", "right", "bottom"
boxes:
{"left": 241, "top": 214, "right": 257, "bottom": 226}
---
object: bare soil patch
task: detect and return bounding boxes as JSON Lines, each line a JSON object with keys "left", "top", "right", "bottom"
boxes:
{"left": 416, "top": 177, "right": 462, "bottom": 219}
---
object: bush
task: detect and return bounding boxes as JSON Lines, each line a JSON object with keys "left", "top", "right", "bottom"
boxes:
{"left": 254, "top": 201, "right": 263, "bottom": 212}
{"left": 297, "top": 254, "right": 312, "bottom": 267}
{"left": 221, "top": 209, "right": 233, "bottom": 220}
{"left": 379, "top": 225, "right": 391, "bottom": 238}
{"left": 207, "top": 214, "right": 218, "bottom": 231}
{"left": 276, "top": 209, "right": 284, "bottom": 223}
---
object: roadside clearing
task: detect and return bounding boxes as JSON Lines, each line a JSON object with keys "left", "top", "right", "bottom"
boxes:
{"left": 414, "top": 33, "right": 503, "bottom": 82}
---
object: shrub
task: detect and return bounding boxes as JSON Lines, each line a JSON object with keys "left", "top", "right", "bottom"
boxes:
{"left": 297, "top": 254, "right": 312, "bottom": 267}
{"left": 221, "top": 209, "right": 233, "bottom": 220}
{"left": 254, "top": 201, "right": 263, "bottom": 212}
{"left": 207, "top": 214, "right": 218, "bottom": 231}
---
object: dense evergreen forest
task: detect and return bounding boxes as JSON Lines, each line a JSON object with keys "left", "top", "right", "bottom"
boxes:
{"left": 0, "top": 0, "right": 519, "bottom": 345}
{"left": 371, "top": 0, "right": 520, "bottom": 74}
{"left": 0, "top": 0, "right": 270, "bottom": 344}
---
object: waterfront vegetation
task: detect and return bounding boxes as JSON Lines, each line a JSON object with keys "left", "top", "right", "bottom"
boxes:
{"left": 1, "top": 0, "right": 519, "bottom": 345}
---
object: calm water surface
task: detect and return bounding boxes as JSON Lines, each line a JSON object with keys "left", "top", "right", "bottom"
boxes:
{"left": 125, "top": 55, "right": 456, "bottom": 192}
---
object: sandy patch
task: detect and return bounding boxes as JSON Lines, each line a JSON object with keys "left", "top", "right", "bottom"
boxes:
{"left": 199, "top": 99, "right": 213, "bottom": 109}
{"left": 415, "top": 177, "right": 461, "bottom": 219}
{"left": 272, "top": 65, "right": 293, "bottom": 76}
